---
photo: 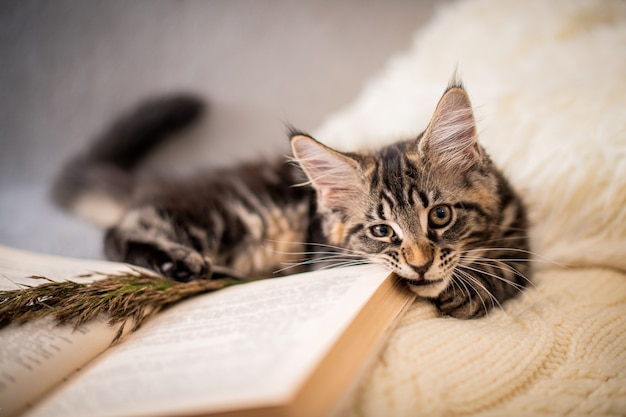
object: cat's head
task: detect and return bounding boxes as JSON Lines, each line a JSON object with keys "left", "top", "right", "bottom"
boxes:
{"left": 291, "top": 82, "right": 505, "bottom": 299}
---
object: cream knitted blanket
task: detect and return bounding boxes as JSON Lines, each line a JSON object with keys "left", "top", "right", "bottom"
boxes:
{"left": 317, "top": 0, "right": 626, "bottom": 415}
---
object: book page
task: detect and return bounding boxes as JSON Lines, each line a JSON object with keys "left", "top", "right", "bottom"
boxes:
{"left": 0, "top": 246, "right": 136, "bottom": 416}
{"left": 24, "top": 265, "right": 391, "bottom": 417}
{"left": 0, "top": 245, "right": 141, "bottom": 290}
{"left": 0, "top": 318, "right": 121, "bottom": 417}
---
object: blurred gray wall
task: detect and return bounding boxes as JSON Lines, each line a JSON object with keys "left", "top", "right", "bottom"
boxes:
{"left": 0, "top": 0, "right": 439, "bottom": 258}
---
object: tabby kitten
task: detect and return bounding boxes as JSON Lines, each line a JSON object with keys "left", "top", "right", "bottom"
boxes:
{"left": 53, "top": 82, "right": 531, "bottom": 319}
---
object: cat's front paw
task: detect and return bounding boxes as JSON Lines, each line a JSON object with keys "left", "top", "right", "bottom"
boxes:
{"left": 107, "top": 238, "right": 213, "bottom": 282}
{"left": 434, "top": 285, "right": 490, "bottom": 319}
{"left": 152, "top": 246, "right": 212, "bottom": 282}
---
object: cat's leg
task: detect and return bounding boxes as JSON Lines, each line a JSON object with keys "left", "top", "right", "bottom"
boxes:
{"left": 435, "top": 257, "right": 531, "bottom": 319}
{"left": 104, "top": 206, "right": 213, "bottom": 282}
{"left": 434, "top": 278, "right": 494, "bottom": 319}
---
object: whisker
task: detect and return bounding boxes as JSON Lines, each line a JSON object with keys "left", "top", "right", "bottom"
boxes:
{"left": 450, "top": 276, "right": 459, "bottom": 299}
{"left": 449, "top": 271, "right": 464, "bottom": 300}
{"left": 460, "top": 247, "right": 564, "bottom": 266}
{"left": 501, "top": 226, "right": 530, "bottom": 232}
{"left": 455, "top": 269, "right": 502, "bottom": 313}
{"left": 457, "top": 271, "right": 491, "bottom": 315}
{"left": 274, "top": 258, "right": 337, "bottom": 274}
{"left": 461, "top": 259, "right": 534, "bottom": 288}
{"left": 461, "top": 247, "right": 537, "bottom": 255}
{"left": 269, "top": 249, "right": 366, "bottom": 259}
{"left": 459, "top": 253, "right": 535, "bottom": 267}
{"left": 263, "top": 238, "right": 364, "bottom": 255}
{"left": 457, "top": 263, "right": 527, "bottom": 292}
{"left": 458, "top": 256, "right": 536, "bottom": 288}
{"left": 262, "top": 239, "right": 371, "bottom": 276}
{"left": 313, "top": 253, "right": 367, "bottom": 261}
{"left": 274, "top": 255, "right": 370, "bottom": 275}
{"left": 459, "top": 255, "right": 554, "bottom": 264}
{"left": 451, "top": 271, "right": 479, "bottom": 313}
{"left": 464, "top": 235, "right": 531, "bottom": 245}
{"left": 316, "top": 259, "right": 373, "bottom": 271}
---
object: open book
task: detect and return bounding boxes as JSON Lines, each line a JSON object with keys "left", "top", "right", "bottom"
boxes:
{"left": 0, "top": 245, "right": 415, "bottom": 417}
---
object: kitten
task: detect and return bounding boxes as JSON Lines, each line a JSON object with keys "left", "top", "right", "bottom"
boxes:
{"left": 53, "top": 81, "right": 531, "bottom": 319}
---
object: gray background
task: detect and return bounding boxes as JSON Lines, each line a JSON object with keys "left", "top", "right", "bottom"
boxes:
{"left": 0, "top": 0, "right": 440, "bottom": 259}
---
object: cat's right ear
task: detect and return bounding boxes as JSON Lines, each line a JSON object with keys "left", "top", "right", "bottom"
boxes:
{"left": 290, "top": 134, "right": 364, "bottom": 213}
{"left": 417, "top": 84, "right": 482, "bottom": 174}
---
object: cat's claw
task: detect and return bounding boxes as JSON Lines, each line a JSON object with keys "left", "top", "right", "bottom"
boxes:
{"left": 142, "top": 245, "right": 212, "bottom": 282}
{"left": 160, "top": 254, "right": 211, "bottom": 282}
{"left": 158, "top": 260, "right": 207, "bottom": 282}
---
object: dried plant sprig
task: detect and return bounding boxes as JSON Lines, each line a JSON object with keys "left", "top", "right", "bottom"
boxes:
{"left": 0, "top": 269, "right": 246, "bottom": 342}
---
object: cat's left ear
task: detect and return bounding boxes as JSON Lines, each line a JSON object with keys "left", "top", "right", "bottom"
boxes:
{"left": 291, "top": 134, "right": 364, "bottom": 213}
{"left": 417, "top": 84, "right": 482, "bottom": 173}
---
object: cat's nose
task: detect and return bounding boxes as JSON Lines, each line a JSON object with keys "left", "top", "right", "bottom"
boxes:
{"left": 407, "top": 259, "right": 433, "bottom": 276}
{"left": 402, "top": 241, "right": 433, "bottom": 271}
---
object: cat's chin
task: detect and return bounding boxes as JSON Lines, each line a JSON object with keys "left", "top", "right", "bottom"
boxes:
{"left": 401, "top": 277, "right": 449, "bottom": 298}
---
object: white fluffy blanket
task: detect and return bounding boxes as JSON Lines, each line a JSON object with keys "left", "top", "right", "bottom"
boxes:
{"left": 317, "top": 0, "right": 626, "bottom": 415}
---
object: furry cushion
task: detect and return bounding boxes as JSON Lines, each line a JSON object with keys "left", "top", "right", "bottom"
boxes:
{"left": 315, "top": 0, "right": 626, "bottom": 415}
{"left": 318, "top": 0, "right": 626, "bottom": 272}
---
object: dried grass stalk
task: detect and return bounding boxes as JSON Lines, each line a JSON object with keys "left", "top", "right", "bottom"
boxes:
{"left": 0, "top": 270, "right": 244, "bottom": 342}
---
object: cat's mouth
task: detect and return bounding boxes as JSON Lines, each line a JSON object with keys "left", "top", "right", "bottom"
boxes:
{"left": 400, "top": 277, "right": 444, "bottom": 287}
{"left": 400, "top": 276, "right": 448, "bottom": 298}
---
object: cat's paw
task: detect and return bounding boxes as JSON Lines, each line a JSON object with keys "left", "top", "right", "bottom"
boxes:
{"left": 152, "top": 246, "right": 212, "bottom": 282}
{"left": 434, "top": 285, "right": 490, "bottom": 319}
{"left": 113, "top": 240, "right": 212, "bottom": 282}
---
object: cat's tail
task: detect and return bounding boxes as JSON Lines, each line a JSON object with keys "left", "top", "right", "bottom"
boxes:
{"left": 52, "top": 94, "right": 205, "bottom": 227}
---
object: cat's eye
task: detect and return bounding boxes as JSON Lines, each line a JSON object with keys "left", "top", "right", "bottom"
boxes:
{"left": 428, "top": 205, "right": 453, "bottom": 228}
{"left": 370, "top": 224, "right": 393, "bottom": 238}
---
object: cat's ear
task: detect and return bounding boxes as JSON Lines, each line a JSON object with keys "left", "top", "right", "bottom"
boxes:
{"left": 290, "top": 134, "right": 364, "bottom": 213}
{"left": 418, "top": 84, "right": 482, "bottom": 173}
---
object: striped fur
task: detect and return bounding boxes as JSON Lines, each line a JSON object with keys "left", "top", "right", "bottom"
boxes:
{"left": 54, "top": 83, "right": 531, "bottom": 319}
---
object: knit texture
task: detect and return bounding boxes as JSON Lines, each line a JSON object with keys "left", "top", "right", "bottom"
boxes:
{"left": 316, "top": 0, "right": 626, "bottom": 415}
